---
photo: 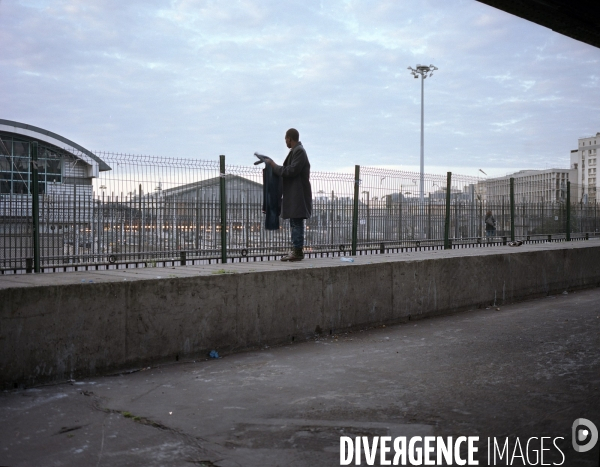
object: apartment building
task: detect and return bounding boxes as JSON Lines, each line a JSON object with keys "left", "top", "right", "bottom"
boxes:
{"left": 570, "top": 132, "right": 600, "bottom": 202}
{"left": 485, "top": 168, "right": 575, "bottom": 204}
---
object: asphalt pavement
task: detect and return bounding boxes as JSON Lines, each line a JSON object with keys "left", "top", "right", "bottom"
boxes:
{"left": 1, "top": 287, "right": 599, "bottom": 467}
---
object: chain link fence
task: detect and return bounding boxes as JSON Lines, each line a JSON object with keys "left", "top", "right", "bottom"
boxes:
{"left": 0, "top": 141, "right": 595, "bottom": 273}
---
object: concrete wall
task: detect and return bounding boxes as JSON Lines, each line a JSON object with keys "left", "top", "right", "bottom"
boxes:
{"left": 2, "top": 242, "right": 600, "bottom": 389}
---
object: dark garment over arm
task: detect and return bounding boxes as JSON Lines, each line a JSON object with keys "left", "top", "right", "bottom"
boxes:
{"left": 271, "top": 142, "right": 312, "bottom": 219}
{"left": 262, "top": 164, "right": 282, "bottom": 230}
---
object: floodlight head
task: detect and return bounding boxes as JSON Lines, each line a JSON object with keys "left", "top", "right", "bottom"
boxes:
{"left": 414, "top": 74, "right": 418, "bottom": 79}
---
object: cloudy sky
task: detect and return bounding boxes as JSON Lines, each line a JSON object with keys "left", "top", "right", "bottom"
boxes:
{"left": 1, "top": 0, "right": 599, "bottom": 177}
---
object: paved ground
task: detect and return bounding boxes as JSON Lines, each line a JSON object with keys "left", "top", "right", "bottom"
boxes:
{"left": 1, "top": 287, "right": 599, "bottom": 466}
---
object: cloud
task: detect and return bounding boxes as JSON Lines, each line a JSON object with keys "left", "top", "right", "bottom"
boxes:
{"left": 0, "top": 0, "right": 599, "bottom": 176}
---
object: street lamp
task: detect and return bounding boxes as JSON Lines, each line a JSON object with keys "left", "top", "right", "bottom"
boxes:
{"left": 317, "top": 190, "right": 325, "bottom": 237}
{"left": 407, "top": 64, "right": 438, "bottom": 204}
{"left": 154, "top": 181, "right": 163, "bottom": 242}
{"left": 476, "top": 168, "right": 486, "bottom": 205}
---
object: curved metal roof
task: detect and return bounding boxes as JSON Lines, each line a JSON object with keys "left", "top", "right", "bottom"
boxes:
{"left": 0, "top": 119, "right": 111, "bottom": 172}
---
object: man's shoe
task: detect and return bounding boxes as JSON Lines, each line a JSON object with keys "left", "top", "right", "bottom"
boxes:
{"left": 280, "top": 250, "right": 293, "bottom": 261}
{"left": 281, "top": 248, "right": 304, "bottom": 262}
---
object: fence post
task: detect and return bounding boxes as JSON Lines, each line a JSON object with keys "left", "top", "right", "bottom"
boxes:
{"left": 219, "top": 155, "right": 227, "bottom": 263}
{"left": 444, "top": 172, "right": 451, "bottom": 249}
{"left": 500, "top": 197, "right": 504, "bottom": 238}
{"left": 330, "top": 190, "right": 335, "bottom": 248}
{"left": 351, "top": 165, "right": 360, "bottom": 255}
{"left": 398, "top": 197, "right": 402, "bottom": 243}
{"left": 510, "top": 178, "right": 515, "bottom": 242}
{"left": 138, "top": 184, "right": 142, "bottom": 254}
{"left": 195, "top": 188, "right": 201, "bottom": 250}
{"left": 73, "top": 184, "right": 77, "bottom": 259}
{"left": 30, "top": 141, "right": 41, "bottom": 273}
{"left": 566, "top": 181, "right": 571, "bottom": 241}
{"left": 427, "top": 196, "right": 431, "bottom": 240}
{"left": 541, "top": 199, "right": 544, "bottom": 234}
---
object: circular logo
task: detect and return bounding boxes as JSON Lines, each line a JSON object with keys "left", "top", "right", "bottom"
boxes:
{"left": 572, "top": 418, "right": 598, "bottom": 453}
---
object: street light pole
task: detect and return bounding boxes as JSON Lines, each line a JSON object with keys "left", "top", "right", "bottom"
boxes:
{"left": 407, "top": 64, "right": 438, "bottom": 204}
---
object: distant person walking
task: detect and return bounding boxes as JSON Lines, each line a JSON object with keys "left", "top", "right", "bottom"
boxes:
{"left": 485, "top": 210, "right": 496, "bottom": 238}
{"left": 266, "top": 128, "right": 312, "bottom": 261}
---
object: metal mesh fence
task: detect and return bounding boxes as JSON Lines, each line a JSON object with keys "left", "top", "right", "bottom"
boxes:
{"left": 486, "top": 177, "right": 586, "bottom": 237}
{"left": 0, "top": 143, "right": 596, "bottom": 273}
{"left": 358, "top": 168, "right": 481, "bottom": 246}
{"left": 90, "top": 153, "right": 222, "bottom": 263}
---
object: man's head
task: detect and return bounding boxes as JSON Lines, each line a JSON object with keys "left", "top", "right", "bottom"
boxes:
{"left": 285, "top": 128, "right": 300, "bottom": 149}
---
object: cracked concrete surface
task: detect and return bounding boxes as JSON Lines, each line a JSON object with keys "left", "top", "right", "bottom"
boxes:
{"left": 1, "top": 288, "right": 599, "bottom": 466}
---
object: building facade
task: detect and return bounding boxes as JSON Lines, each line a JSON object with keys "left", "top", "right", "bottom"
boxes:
{"left": 570, "top": 132, "right": 600, "bottom": 203}
{"left": 0, "top": 119, "right": 110, "bottom": 268}
{"left": 485, "top": 168, "right": 575, "bottom": 204}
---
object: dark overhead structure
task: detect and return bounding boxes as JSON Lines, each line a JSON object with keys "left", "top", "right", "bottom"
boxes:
{"left": 476, "top": 0, "right": 600, "bottom": 49}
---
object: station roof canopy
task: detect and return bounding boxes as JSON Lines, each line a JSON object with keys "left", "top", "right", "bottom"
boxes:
{"left": 0, "top": 119, "right": 111, "bottom": 172}
{"left": 476, "top": 0, "right": 600, "bottom": 49}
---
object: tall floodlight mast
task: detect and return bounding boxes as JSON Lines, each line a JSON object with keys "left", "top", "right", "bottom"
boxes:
{"left": 407, "top": 64, "right": 438, "bottom": 203}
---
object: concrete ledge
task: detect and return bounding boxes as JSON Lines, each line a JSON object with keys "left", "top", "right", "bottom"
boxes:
{"left": 2, "top": 240, "right": 600, "bottom": 388}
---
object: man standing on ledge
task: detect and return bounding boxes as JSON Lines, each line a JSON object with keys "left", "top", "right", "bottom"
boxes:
{"left": 267, "top": 128, "right": 312, "bottom": 261}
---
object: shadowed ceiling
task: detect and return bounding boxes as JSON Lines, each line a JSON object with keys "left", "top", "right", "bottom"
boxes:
{"left": 476, "top": 0, "right": 600, "bottom": 49}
